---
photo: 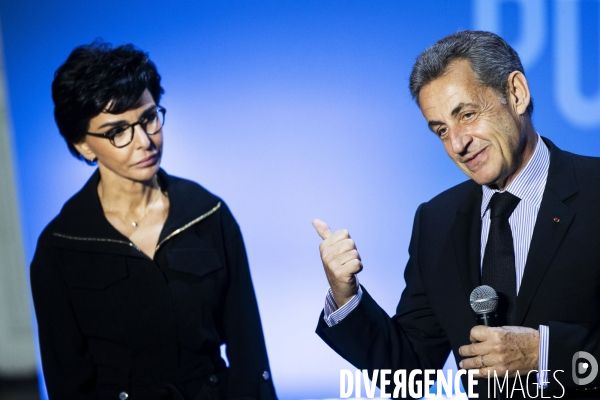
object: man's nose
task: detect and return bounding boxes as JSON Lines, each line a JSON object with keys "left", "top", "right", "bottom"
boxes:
{"left": 449, "top": 128, "right": 472, "bottom": 155}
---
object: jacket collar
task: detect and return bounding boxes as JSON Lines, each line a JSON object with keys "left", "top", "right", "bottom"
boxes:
{"left": 51, "top": 169, "right": 221, "bottom": 256}
{"left": 453, "top": 181, "right": 483, "bottom": 303}
{"left": 154, "top": 169, "right": 221, "bottom": 244}
{"left": 515, "top": 137, "right": 579, "bottom": 324}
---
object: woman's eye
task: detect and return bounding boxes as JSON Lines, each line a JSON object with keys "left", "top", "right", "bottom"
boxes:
{"left": 145, "top": 112, "right": 158, "bottom": 122}
{"left": 463, "top": 112, "right": 474, "bottom": 119}
{"left": 107, "top": 126, "right": 128, "bottom": 138}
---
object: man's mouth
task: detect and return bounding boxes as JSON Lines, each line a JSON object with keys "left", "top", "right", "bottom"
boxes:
{"left": 463, "top": 147, "right": 487, "bottom": 168}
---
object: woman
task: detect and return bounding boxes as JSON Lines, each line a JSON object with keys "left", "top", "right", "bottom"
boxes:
{"left": 30, "top": 42, "right": 277, "bottom": 400}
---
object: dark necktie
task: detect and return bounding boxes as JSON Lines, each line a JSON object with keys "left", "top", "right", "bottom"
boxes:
{"left": 482, "top": 191, "right": 521, "bottom": 326}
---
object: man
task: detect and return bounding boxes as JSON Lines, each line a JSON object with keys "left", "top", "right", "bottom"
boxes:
{"left": 314, "top": 30, "right": 600, "bottom": 399}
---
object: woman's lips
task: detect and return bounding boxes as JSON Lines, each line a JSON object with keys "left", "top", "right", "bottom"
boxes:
{"left": 133, "top": 153, "right": 159, "bottom": 167}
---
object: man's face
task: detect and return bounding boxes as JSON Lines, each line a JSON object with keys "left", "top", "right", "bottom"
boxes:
{"left": 418, "top": 59, "right": 529, "bottom": 190}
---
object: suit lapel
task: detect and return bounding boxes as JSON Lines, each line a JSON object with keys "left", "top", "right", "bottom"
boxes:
{"left": 515, "top": 139, "right": 579, "bottom": 325}
{"left": 452, "top": 184, "right": 483, "bottom": 305}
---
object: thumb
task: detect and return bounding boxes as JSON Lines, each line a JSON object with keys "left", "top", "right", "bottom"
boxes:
{"left": 312, "top": 219, "right": 333, "bottom": 240}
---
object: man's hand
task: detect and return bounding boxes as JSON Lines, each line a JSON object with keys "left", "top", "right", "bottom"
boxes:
{"left": 312, "top": 219, "right": 362, "bottom": 307}
{"left": 458, "top": 326, "right": 540, "bottom": 378}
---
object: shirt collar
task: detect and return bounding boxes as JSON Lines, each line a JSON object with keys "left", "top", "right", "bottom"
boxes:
{"left": 481, "top": 134, "right": 550, "bottom": 218}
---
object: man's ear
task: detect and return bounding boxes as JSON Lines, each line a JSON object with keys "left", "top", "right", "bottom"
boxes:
{"left": 73, "top": 140, "right": 97, "bottom": 162}
{"left": 506, "top": 71, "right": 531, "bottom": 116}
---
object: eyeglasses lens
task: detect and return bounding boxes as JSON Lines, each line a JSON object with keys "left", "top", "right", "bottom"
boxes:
{"left": 111, "top": 108, "right": 165, "bottom": 148}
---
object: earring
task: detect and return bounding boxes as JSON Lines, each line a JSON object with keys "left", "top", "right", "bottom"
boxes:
{"left": 88, "top": 157, "right": 97, "bottom": 163}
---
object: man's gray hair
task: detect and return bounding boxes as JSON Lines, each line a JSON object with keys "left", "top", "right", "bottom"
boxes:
{"left": 409, "top": 30, "right": 533, "bottom": 115}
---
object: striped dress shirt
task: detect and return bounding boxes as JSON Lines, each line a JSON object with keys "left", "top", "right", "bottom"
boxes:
{"left": 324, "top": 134, "right": 550, "bottom": 385}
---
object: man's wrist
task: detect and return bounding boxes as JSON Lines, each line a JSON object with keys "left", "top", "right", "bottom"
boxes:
{"left": 323, "top": 286, "right": 363, "bottom": 327}
{"left": 331, "top": 286, "right": 359, "bottom": 308}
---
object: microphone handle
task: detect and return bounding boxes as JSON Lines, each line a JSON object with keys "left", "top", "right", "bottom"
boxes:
{"left": 474, "top": 311, "right": 505, "bottom": 399}
{"left": 475, "top": 311, "right": 499, "bottom": 327}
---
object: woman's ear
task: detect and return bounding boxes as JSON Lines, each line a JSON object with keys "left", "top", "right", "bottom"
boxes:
{"left": 73, "top": 140, "right": 97, "bottom": 163}
{"left": 506, "top": 71, "right": 531, "bottom": 116}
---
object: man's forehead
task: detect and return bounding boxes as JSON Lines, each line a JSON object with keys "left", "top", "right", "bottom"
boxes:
{"left": 418, "top": 65, "right": 489, "bottom": 113}
{"left": 424, "top": 60, "right": 479, "bottom": 93}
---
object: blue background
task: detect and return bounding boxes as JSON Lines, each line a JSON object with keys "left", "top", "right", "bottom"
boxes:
{"left": 1, "top": 0, "right": 598, "bottom": 398}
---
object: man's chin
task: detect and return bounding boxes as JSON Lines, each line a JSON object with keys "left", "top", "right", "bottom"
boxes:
{"left": 466, "top": 171, "right": 503, "bottom": 188}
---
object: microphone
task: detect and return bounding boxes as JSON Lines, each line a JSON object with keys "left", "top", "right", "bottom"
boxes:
{"left": 470, "top": 285, "right": 499, "bottom": 327}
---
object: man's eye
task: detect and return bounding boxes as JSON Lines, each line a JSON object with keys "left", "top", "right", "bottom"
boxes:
{"left": 463, "top": 112, "right": 475, "bottom": 119}
{"left": 438, "top": 127, "right": 448, "bottom": 137}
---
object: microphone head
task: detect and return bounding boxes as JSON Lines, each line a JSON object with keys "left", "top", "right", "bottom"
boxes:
{"left": 470, "top": 285, "right": 498, "bottom": 314}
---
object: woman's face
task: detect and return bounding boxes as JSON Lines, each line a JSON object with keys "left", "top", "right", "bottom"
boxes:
{"left": 75, "top": 89, "right": 163, "bottom": 184}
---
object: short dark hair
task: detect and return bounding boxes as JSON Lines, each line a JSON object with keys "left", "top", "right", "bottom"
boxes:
{"left": 409, "top": 30, "right": 533, "bottom": 115}
{"left": 52, "top": 41, "right": 164, "bottom": 163}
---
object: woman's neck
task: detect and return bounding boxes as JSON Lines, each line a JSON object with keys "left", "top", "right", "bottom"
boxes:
{"left": 97, "top": 171, "right": 161, "bottom": 217}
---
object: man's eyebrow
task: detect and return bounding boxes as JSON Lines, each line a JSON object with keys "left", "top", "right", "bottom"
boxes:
{"left": 97, "top": 105, "right": 156, "bottom": 129}
{"left": 427, "top": 120, "right": 444, "bottom": 130}
{"left": 451, "top": 102, "right": 477, "bottom": 117}
{"left": 427, "top": 102, "right": 479, "bottom": 131}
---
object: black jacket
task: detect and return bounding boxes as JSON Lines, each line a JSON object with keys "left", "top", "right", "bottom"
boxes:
{"left": 31, "top": 169, "right": 277, "bottom": 400}
{"left": 317, "top": 139, "right": 600, "bottom": 399}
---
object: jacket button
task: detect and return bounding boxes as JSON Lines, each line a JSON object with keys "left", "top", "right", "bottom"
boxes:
{"left": 119, "top": 392, "right": 128, "bottom": 400}
{"left": 262, "top": 371, "right": 270, "bottom": 380}
{"left": 208, "top": 374, "right": 219, "bottom": 385}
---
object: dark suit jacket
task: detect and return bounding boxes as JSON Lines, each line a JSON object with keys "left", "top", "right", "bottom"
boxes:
{"left": 31, "top": 170, "right": 277, "bottom": 400}
{"left": 317, "top": 138, "right": 600, "bottom": 399}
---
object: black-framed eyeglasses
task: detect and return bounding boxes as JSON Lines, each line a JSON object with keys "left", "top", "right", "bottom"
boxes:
{"left": 86, "top": 106, "right": 166, "bottom": 148}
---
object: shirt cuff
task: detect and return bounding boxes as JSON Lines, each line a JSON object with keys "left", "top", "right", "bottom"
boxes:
{"left": 323, "top": 285, "right": 363, "bottom": 327}
{"left": 538, "top": 324, "right": 549, "bottom": 387}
